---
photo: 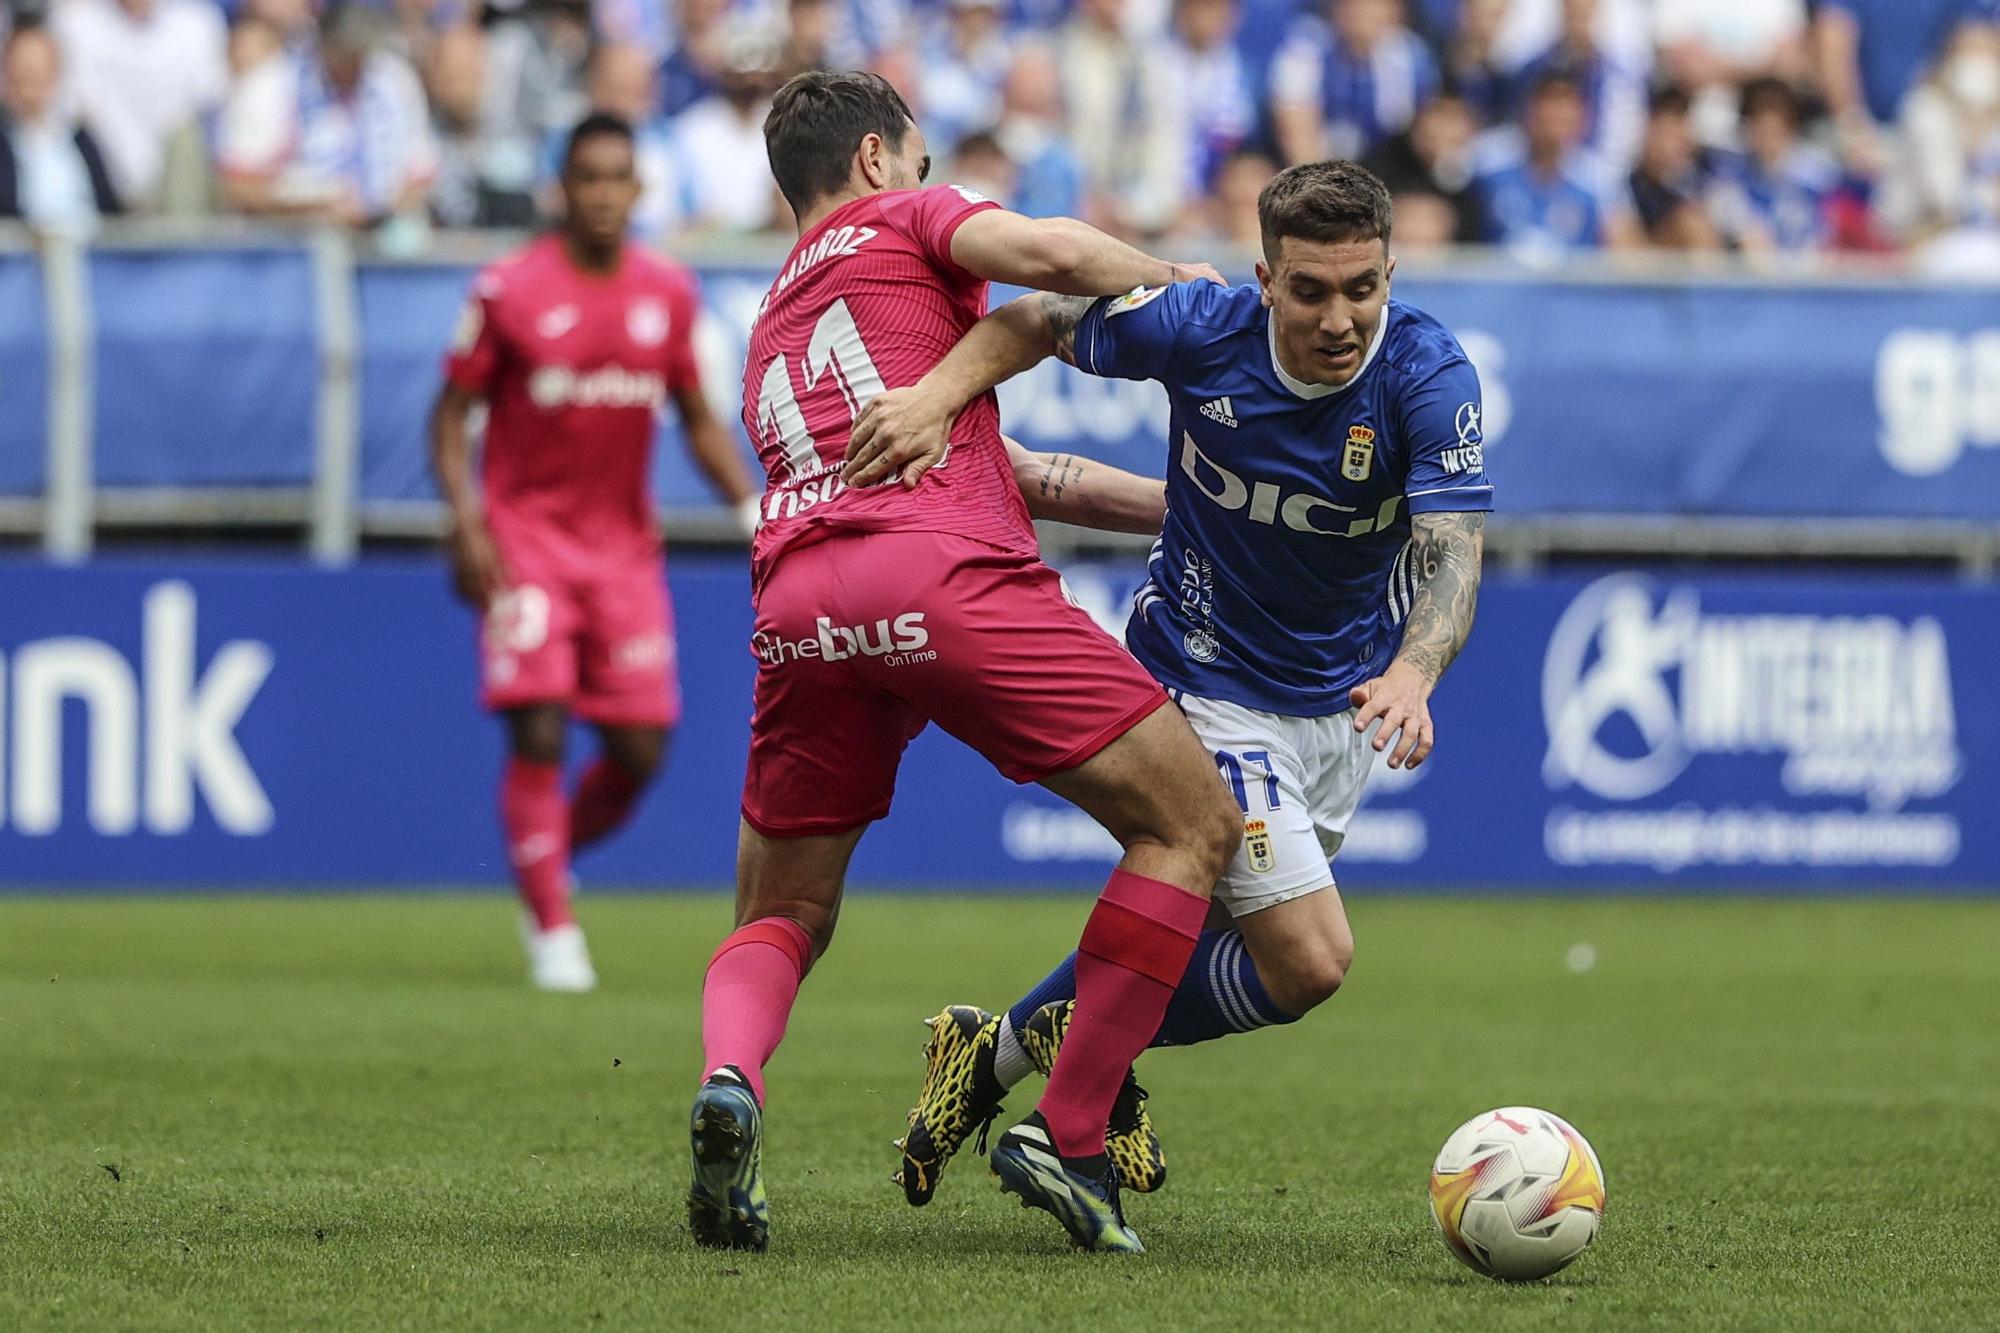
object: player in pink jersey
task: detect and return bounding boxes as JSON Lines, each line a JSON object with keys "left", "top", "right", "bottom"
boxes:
{"left": 431, "top": 114, "right": 759, "bottom": 992}
{"left": 685, "top": 72, "right": 1242, "bottom": 1256}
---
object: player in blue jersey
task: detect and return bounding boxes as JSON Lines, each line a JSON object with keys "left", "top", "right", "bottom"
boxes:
{"left": 843, "top": 161, "right": 1492, "bottom": 1203}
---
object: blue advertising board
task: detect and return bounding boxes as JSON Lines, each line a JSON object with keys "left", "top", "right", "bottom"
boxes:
{"left": 89, "top": 249, "right": 319, "bottom": 489}
{"left": 4, "top": 247, "right": 1996, "bottom": 516}
{"left": 0, "top": 557, "right": 1992, "bottom": 891}
{"left": 336, "top": 259, "right": 2000, "bottom": 521}
{"left": 0, "top": 253, "right": 48, "bottom": 497}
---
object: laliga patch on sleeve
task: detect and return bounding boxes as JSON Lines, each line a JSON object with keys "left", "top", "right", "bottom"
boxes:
{"left": 1106, "top": 285, "right": 1167, "bottom": 317}
{"left": 949, "top": 183, "right": 990, "bottom": 204}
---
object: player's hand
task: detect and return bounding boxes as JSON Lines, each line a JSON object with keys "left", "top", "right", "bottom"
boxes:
{"left": 447, "top": 522, "right": 507, "bottom": 611}
{"left": 1349, "top": 663, "right": 1436, "bottom": 770}
{"left": 1169, "top": 261, "right": 1228, "bottom": 286}
{"left": 844, "top": 387, "right": 954, "bottom": 490}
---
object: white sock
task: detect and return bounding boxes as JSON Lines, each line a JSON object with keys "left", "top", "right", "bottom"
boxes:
{"left": 992, "top": 1013, "right": 1035, "bottom": 1089}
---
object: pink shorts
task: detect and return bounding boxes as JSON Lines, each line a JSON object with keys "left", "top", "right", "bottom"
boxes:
{"left": 741, "top": 530, "right": 1170, "bottom": 837}
{"left": 479, "top": 544, "right": 680, "bottom": 728}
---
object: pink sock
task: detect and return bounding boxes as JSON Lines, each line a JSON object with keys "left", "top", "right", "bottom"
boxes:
{"left": 501, "top": 757, "right": 573, "bottom": 930}
{"left": 1038, "top": 869, "right": 1207, "bottom": 1159}
{"left": 700, "top": 917, "right": 814, "bottom": 1104}
{"left": 569, "top": 758, "right": 642, "bottom": 850}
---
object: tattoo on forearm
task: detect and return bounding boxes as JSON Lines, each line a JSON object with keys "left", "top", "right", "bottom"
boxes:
{"left": 1396, "top": 512, "right": 1485, "bottom": 685}
{"left": 1040, "top": 294, "right": 1095, "bottom": 367}
{"left": 1038, "top": 452, "right": 1083, "bottom": 502}
{"left": 1035, "top": 452, "right": 1106, "bottom": 525}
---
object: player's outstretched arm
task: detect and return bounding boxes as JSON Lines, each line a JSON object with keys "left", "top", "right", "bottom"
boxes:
{"left": 843, "top": 292, "right": 1095, "bottom": 489}
{"left": 669, "top": 380, "right": 762, "bottom": 537}
{"left": 946, "top": 208, "right": 1220, "bottom": 297}
{"left": 428, "top": 380, "right": 507, "bottom": 610}
{"left": 1004, "top": 436, "right": 1166, "bottom": 535}
{"left": 1349, "top": 511, "right": 1486, "bottom": 770}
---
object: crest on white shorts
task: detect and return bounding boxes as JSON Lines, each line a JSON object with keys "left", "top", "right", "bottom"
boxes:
{"left": 1244, "top": 818, "right": 1276, "bottom": 873}
{"left": 628, "top": 298, "right": 670, "bottom": 347}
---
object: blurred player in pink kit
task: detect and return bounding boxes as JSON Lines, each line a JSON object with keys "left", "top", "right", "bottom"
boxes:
{"left": 430, "top": 113, "right": 758, "bottom": 992}
{"left": 684, "top": 72, "right": 1242, "bottom": 1256}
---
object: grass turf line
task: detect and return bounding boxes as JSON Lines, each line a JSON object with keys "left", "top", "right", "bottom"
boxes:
{"left": 2, "top": 895, "right": 1996, "bottom": 1331}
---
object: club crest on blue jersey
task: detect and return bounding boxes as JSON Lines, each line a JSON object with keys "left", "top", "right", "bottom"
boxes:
{"left": 1342, "top": 425, "right": 1376, "bottom": 482}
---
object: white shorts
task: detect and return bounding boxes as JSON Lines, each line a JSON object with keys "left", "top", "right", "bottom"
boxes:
{"left": 1174, "top": 691, "right": 1373, "bottom": 916}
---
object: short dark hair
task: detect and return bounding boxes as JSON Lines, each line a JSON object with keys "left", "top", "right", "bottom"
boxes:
{"left": 763, "top": 70, "right": 916, "bottom": 215}
{"left": 1648, "top": 83, "right": 1694, "bottom": 118}
{"left": 1740, "top": 76, "right": 1800, "bottom": 126}
{"left": 1256, "top": 161, "right": 1393, "bottom": 261}
{"left": 953, "top": 130, "right": 1008, "bottom": 164}
{"left": 1528, "top": 68, "right": 1585, "bottom": 103}
{"left": 563, "top": 111, "right": 635, "bottom": 170}
{"left": 319, "top": 1, "right": 386, "bottom": 51}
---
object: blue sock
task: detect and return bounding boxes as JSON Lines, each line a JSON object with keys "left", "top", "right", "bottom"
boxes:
{"left": 1003, "top": 930, "right": 1292, "bottom": 1051}
{"left": 1006, "top": 953, "right": 1078, "bottom": 1036}
{"left": 1152, "top": 929, "right": 1292, "bottom": 1046}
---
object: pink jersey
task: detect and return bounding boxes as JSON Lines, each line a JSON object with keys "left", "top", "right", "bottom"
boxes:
{"left": 741, "top": 185, "right": 1038, "bottom": 579}
{"left": 445, "top": 234, "right": 703, "bottom": 561}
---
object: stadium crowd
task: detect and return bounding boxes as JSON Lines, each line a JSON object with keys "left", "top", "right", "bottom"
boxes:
{"left": 2, "top": 0, "right": 1998, "bottom": 267}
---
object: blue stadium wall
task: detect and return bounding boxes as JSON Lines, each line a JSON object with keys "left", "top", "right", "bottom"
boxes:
{"left": 5, "top": 249, "right": 2000, "bottom": 520}
{"left": 0, "top": 556, "right": 1992, "bottom": 892}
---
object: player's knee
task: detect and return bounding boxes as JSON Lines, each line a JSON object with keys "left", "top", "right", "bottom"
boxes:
{"left": 736, "top": 897, "right": 837, "bottom": 964}
{"left": 508, "top": 709, "right": 567, "bottom": 765}
{"left": 606, "top": 729, "right": 667, "bottom": 783}
{"left": 1268, "top": 934, "right": 1354, "bottom": 1015}
{"left": 736, "top": 888, "right": 836, "bottom": 960}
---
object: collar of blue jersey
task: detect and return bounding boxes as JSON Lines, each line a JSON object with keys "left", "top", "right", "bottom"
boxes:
{"left": 1266, "top": 301, "right": 1391, "bottom": 400}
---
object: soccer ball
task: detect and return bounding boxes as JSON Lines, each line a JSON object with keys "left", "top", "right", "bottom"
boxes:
{"left": 1428, "top": 1106, "right": 1606, "bottom": 1281}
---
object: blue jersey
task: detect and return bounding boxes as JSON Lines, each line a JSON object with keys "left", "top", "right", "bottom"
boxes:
{"left": 1071, "top": 283, "right": 1493, "bottom": 717}
{"left": 1477, "top": 161, "right": 1606, "bottom": 253}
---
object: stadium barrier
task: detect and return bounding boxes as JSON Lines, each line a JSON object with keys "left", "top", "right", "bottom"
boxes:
{"left": 0, "top": 556, "right": 1991, "bottom": 891}
{"left": 1, "top": 227, "right": 1997, "bottom": 570}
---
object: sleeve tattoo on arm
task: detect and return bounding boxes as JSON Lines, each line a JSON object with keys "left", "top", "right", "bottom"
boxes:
{"left": 1397, "top": 511, "right": 1485, "bottom": 685}
{"left": 1040, "top": 293, "right": 1095, "bottom": 366}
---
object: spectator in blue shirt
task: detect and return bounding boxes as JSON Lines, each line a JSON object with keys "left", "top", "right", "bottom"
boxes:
{"left": 1706, "top": 75, "right": 1837, "bottom": 252}
{"left": 536, "top": 42, "right": 695, "bottom": 239}
{"left": 1512, "top": 0, "right": 1647, "bottom": 172}
{"left": 1809, "top": 0, "right": 1990, "bottom": 128}
{"left": 917, "top": 0, "right": 1013, "bottom": 157}
{"left": 1234, "top": 0, "right": 1302, "bottom": 113}
{"left": 655, "top": 0, "right": 726, "bottom": 117}
{"left": 1627, "top": 83, "right": 1721, "bottom": 249}
{"left": 1440, "top": 0, "right": 1514, "bottom": 126}
{"left": 1478, "top": 70, "right": 1635, "bottom": 256}
{"left": 992, "top": 41, "right": 1083, "bottom": 218}
{"left": 1269, "top": 0, "right": 1439, "bottom": 164}
{"left": 1364, "top": 89, "right": 1489, "bottom": 241}
{"left": 1167, "top": 0, "right": 1254, "bottom": 199}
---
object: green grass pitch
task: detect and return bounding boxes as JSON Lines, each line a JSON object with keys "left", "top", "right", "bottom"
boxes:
{"left": 4, "top": 893, "right": 1997, "bottom": 1331}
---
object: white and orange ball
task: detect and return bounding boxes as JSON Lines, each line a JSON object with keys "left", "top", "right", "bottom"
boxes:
{"left": 1428, "top": 1106, "right": 1606, "bottom": 1281}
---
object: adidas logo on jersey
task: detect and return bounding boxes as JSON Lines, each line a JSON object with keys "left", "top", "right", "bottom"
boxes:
{"left": 1200, "top": 397, "right": 1238, "bottom": 428}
